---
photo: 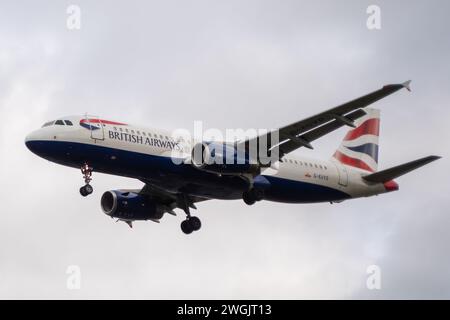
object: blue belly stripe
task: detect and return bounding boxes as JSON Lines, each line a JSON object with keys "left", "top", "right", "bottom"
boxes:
{"left": 26, "top": 140, "right": 351, "bottom": 203}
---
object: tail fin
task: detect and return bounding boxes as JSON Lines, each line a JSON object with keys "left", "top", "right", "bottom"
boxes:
{"left": 333, "top": 108, "right": 380, "bottom": 172}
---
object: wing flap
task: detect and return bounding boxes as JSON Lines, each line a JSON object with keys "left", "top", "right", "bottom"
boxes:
{"left": 275, "top": 109, "right": 367, "bottom": 158}
{"left": 139, "top": 182, "right": 209, "bottom": 213}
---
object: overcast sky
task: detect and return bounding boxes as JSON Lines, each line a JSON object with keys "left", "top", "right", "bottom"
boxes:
{"left": 1, "top": 0, "right": 449, "bottom": 299}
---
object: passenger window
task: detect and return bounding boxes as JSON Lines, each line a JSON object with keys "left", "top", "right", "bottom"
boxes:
{"left": 142, "top": 132, "right": 146, "bottom": 136}
{"left": 315, "top": 164, "right": 318, "bottom": 168}
{"left": 64, "top": 120, "right": 73, "bottom": 126}
{"left": 131, "top": 130, "right": 135, "bottom": 134}
{"left": 55, "top": 120, "right": 64, "bottom": 125}
{"left": 113, "top": 127, "right": 117, "bottom": 131}
{"left": 137, "top": 131, "right": 141, "bottom": 135}
{"left": 119, "top": 127, "right": 123, "bottom": 132}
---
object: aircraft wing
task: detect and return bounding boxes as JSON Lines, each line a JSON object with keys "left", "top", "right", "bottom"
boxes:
{"left": 139, "top": 182, "right": 209, "bottom": 215}
{"left": 274, "top": 108, "right": 367, "bottom": 158}
{"left": 240, "top": 81, "right": 411, "bottom": 161}
{"left": 111, "top": 183, "right": 208, "bottom": 228}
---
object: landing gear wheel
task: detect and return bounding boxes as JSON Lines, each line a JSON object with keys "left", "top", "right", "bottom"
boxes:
{"left": 181, "top": 220, "right": 193, "bottom": 234}
{"left": 80, "top": 186, "right": 88, "bottom": 197}
{"left": 79, "top": 184, "right": 93, "bottom": 197}
{"left": 243, "top": 191, "right": 256, "bottom": 206}
{"left": 84, "top": 184, "right": 93, "bottom": 194}
{"left": 188, "top": 216, "right": 202, "bottom": 231}
{"left": 243, "top": 188, "right": 264, "bottom": 205}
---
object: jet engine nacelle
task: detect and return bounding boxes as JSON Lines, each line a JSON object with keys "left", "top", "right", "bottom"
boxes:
{"left": 191, "top": 142, "right": 259, "bottom": 175}
{"left": 101, "top": 190, "right": 164, "bottom": 220}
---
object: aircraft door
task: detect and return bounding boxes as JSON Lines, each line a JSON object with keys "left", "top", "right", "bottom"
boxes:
{"left": 85, "top": 115, "right": 105, "bottom": 141}
{"left": 334, "top": 162, "right": 348, "bottom": 187}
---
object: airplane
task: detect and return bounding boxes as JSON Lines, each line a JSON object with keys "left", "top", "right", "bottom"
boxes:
{"left": 25, "top": 81, "right": 440, "bottom": 234}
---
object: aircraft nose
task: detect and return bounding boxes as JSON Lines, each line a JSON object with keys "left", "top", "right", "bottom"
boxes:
{"left": 25, "top": 131, "right": 36, "bottom": 150}
{"left": 25, "top": 130, "right": 44, "bottom": 154}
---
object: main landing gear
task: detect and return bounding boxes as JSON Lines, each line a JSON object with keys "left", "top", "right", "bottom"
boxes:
{"left": 80, "top": 163, "right": 94, "bottom": 197}
{"left": 181, "top": 216, "right": 201, "bottom": 235}
{"left": 180, "top": 194, "right": 201, "bottom": 235}
{"left": 242, "top": 188, "right": 264, "bottom": 206}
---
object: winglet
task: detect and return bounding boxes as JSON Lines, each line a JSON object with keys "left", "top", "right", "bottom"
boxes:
{"left": 402, "top": 80, "right": 412, "bottom": 92}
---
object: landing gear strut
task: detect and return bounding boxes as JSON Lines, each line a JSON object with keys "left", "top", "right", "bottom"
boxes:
{"left": 80, "top": 163, "right": 94, "bottom": 197}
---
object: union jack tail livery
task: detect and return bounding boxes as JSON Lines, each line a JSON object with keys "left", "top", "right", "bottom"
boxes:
{"left": 333, "top": 108, "right": 380, "bottom": 172}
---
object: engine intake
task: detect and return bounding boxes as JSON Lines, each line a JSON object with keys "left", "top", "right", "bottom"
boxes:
{"left": 101, "top": 190, "right": 164, "bottom": 220}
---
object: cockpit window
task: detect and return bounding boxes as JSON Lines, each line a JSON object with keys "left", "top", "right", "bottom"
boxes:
{"left": 42, "top": 121, "right": 55, "bottom": 128}
{"left": 42, "top": 119, "right": 73, "bottom": 127}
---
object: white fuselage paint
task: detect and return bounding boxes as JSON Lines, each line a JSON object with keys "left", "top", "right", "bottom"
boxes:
{"left": 25, "top": 115, "right": 390, "bottom": 202}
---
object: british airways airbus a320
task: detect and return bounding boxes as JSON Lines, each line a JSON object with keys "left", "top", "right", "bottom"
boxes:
{"left": 25, "top": 81, "right": 440, "bottom": 234}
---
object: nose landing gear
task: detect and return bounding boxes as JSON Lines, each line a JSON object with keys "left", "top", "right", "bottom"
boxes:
{"left": 80, "top": 163, "right": 94, "bottom": 197}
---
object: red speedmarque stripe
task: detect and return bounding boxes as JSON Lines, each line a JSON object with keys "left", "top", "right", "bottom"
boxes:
{"left": 333, "top": 151, "right": 375, "bottom": 172}
{"left": 80, "top": 119, "right": 127, "bottom": 126}
{"left": 344, "top": 118, "right": 380, "bottom": 141}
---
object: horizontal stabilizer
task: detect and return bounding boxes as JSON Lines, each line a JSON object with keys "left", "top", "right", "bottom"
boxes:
{"left": 362, "top": 155, "right": 441, "bottom": 183}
